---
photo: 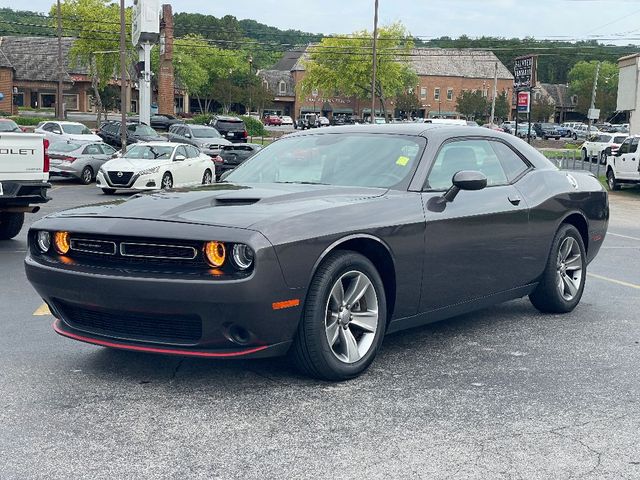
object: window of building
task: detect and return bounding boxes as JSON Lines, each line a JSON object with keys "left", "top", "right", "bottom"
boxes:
{"left": 40, "top": 93, "right": 56, "bottom": 108}
{"left": 447, "top": 88, "right": 454, "bottom": 101}
{"left": 420, "top": 87, "right": 427, "bottom": 99}
{"left": 12, "top": 92, "right": 24, "bottom": 107}
{"left": 263, "top": 80, "right": 269, "bottom": 91}
{"left": 278, "top": 80, "right": 287, "bottom": 95}
{"left": 434, "top": 88, "right": 440, "bottom": 100}
{"left": 63, "top": 94, "right": 79, "bottom": 111}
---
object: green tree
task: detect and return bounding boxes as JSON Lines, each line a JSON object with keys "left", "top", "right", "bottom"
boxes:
{"left": 494, "top": 91, "right": 510, "bottom": 122}
{"left": 456, "top": 90, "right": 488, "bottom": 119}
{"left": 395, "top": 91, "right": 421, "bottom": 117}
{"left": 568, "top": 61, "right": 619, "bottom": 120}
{"left": 52, "top": 0, "right": 133, "bottom": 123}
{"left": 531, "top": 96, "right": 556, "bottom": 122}
{"left": 300, "top": 22, "right": 417, "bottom": 121}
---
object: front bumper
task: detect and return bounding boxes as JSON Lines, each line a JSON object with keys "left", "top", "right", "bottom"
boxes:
{"left": 96, "top": 170, "right": 159, "bottom": 190}
{"left": 25, "top": 219, "right": 303, "bottom": 358}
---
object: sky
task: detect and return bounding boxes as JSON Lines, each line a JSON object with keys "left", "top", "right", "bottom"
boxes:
{"left": 1, "top": 0, "right": 639, "bottom": 45}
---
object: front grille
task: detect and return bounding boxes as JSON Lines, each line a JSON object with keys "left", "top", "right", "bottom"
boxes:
{"left": 121, "top": 242, "right": 197, "bottom": 260}
{"left": 70, "top": 238, "right": 117, "bottom": 255}
{"left": 108, "top": 171, "right": 134, "bottom": 186}
{"left": 56, "top": 301, "right": 202, "bottom": 344}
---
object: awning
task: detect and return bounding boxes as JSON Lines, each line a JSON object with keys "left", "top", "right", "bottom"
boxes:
{"left": 361, "top": 108, "right": 384, "bottom": 114}
{"left": 300, "top": 107, "right": 321, "bottom": 114}
{"left": 332, "top": 108, "right": 354, "bottom": 114}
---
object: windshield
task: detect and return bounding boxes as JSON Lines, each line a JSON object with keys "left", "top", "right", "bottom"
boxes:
{"left": 614, "top": 136, "right": 627, "bottom": 144}
{"left": 191, "top": 127, "right": 221, "bottom": 139}
{"left": 122, "top": 145, "right": 174, "bottom": 160}
{"left": 217, "top": 120, "right": 245, "bottom": 131}
{"left": 226, "top": 133, "right": 425, "bottom": 188}
{"left": 595, "top": 134, "right": 612, "bottom": 143}
{"left": 127, "top": 124, "right": 158, "bottom": 136}
{"left": 0, "top": 120, "right": 20, "bottom": 132}
{"left": 50, "top": 142, "right": 82, "bottom": 153}
{"left": 62, "top": 124, "right": 92, "bottom": 135}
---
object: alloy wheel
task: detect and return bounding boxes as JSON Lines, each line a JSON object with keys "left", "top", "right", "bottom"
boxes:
{"left": 324, "top": 271, "right": 379, "bottom": 364}
{"left": 556, "top": 237, "right": 583, "bottom": 302}
{"left": 81, "top": 167, "right": 93, "bottom": 184}
{"left": 162, "top": 174, "right": 173, "bottom": 189}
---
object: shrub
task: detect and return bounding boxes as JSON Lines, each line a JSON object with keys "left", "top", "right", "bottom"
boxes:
{"left": 240, "top": 115, "right": 266, "bottom": 137}
{"left": 9, "top": 116, "right": 50, "bottom": 126}
{"left": 192, "top": 113, "right": 213, "bottom": 125}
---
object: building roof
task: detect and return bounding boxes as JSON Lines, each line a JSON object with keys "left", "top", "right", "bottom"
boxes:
{"left": 257, "top": 69, "right": 295, "bottom": 97}
{"left": 537, "top": 83, "right": 574, "bottom": 108}
{"left": 0, "top": 36, "right": 88, "bottom": 83}
{"left": 272, "top": 45, "right": 513, "bottom": 81}
{"left": 409, "top": 48, "right": 513, "bottom": 79}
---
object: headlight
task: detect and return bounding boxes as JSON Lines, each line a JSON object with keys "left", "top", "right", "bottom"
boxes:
{"left": 203, "top": 241, "right": 226, "bottom": 267}
{"left": 138, "top": 166, "right": 161, "bottom": 176}
{"left": 36, "top": 231, "right": 51, "bottom": 253}
{"left": 232, "top": 244, "right": 254, "bottom": 270}
{"left": 53, "top": 231, "right": 71, "bottom": 255}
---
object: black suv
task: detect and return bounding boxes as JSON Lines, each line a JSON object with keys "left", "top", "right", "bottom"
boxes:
{"left": 209, "top": 116, "right": 248, "bottom": 143}
{"left": 97, "top": 121, "right": 166, "bottom": 148}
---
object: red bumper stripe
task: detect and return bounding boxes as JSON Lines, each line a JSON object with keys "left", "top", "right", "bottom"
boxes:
{"left": 52, "top": 320, "right": 269, "bottom": 358}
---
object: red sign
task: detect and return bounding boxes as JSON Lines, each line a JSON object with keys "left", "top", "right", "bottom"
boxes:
{"left": 517, "top": 91, "right": 530, "bottom": 113}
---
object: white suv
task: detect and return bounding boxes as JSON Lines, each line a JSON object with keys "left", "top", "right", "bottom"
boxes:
{"left": 606, "top": 135, "right": 640, "bottom": 190}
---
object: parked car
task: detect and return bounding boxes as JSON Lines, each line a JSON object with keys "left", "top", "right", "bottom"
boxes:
{"left": 500, "top": 121, "right": 516, "bottom": 134}
{"left": 318, "top": 116, "right": 331, "bottom": 127}
{"left": 150, "top": 114, "right": 181, "bottom": 131}
{"left": 217, "top": 143, "right": 263, "bottom": 180}
{"left": 515, "top": 123, "right": 537, "bottom": 139}
{"left": 0, "top": 132, "right": 49, "bottom": 240}
{"left": 263, "top": 115, "right": 283, "bottom": 126}
{"left": 561, "top": 122, "right": 581, "bottom": 138}
{"left": 35, "top": 121, "right": 102, "bottom": 145}
{"left": 25, "top": 124, "right": 608, "bottom": 380}
{"left": 49, "top": 141, "right": 117, "bottom": 184}
{"left": 295, "top": 113, "right": 318, "bottom": 130}
{"left": 96, "top": 142, "right": 214, "bottom": 194}
{"left": 571, "top": 124, "right": 601, "bottom": 141}
{"left": 0, "top": 118, "right": 23, "bottom": 133}
{"left": 209, "top": 116, "right": 248, "bottom": 143}
{"left": 280, "top": 116, "right": 294, "bottom": 126}
{"left": 533, "top": 123, "right": 562, "bottom": 140}
{"left": 97, "top": 121, "right": 165, "bottom": 148}
{"left": 606, "top": 135, "right": 640, "bottom": 190}
{"left": 482, "top": 123, "right": 504, "bottom": 132}
{"left": 582, "top": 133, "right": 628, "bottom": 164}
{"left": 165, "top": 124, "right": 232, "bottom": 156}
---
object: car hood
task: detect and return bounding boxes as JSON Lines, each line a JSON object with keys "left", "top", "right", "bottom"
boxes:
{"left": 65, "top": 133, "right": 103, "bottom": 142}
{"left": 134, "top": 134, "right": 166, "bottom": 142}
{"left": 53, "top": 183, "right": 388, "bottom": 231}
{"left": 102, "top": 157, "right": 171, "bottom": 172}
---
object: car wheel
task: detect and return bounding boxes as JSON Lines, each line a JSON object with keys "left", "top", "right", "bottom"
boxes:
{"left": 101, "top": 188, "right": 116, "bottom": 195}
{"left": 161, "top": 172, "right": 173, "bottom": 190}
{"left": 572, "top": 133, "right": 578, "bottom": 140}
{"left": 600, "top": 151, "right": 608, "bottom": 165}
{"left": 291, "top": 251, "right": 387, "bottom": 381}
{"left": 202, "top": 169, "right": 212, "bottom": 185}
{"left": 607, "top": 169, "right": 620, "bottom": 191}
{"left": 581, "top": 149, "right": 587, "bottom": 162}
{"left": 555, "top": 137, "right": 560, "bottom": 140}
{"left": 0, "top": 212, "right": 25, "bottom": 240}
{"left": 80, "top": 166, "right": 94, "bottom": 185}
{"left": 529, "top": 224, "right": 586, "bottom": 314}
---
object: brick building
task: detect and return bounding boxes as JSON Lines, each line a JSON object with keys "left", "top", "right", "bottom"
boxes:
{"left": 259, "top": 46, "right": 514, "bottom": 121}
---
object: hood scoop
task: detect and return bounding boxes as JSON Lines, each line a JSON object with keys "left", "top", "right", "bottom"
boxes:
{"left": 213, "top": 197, "right": 260, "bottom": 207}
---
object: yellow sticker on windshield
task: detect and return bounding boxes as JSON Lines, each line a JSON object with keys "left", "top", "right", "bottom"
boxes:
{"left": 396, "top": 156, "right": 410, "bottom": 166}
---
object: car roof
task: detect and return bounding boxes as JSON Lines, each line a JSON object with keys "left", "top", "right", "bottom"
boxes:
{"left": 215, "top": 116, "right": 243, "bottom": 121}
{"left": 129, "top": 141, "right": 180, "bottom": 148}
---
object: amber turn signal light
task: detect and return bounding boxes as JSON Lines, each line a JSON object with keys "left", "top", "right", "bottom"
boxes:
{"left": 204, "top": 241, "right": 226, "bottom": 267}
{"left": 54, "top": 231, "right": 71, "bottom": 255}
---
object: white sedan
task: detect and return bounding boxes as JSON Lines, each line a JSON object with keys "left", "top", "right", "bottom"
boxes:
{"left": 35, "top": 121, "right": 102, "bottom": 144}
{"left": 96, "top": 142, "right": 214, "bottom": 195}
{"left": 582, "top": 133, "right": 628, "bottom": 164}
{"left": 280, "top": 116, "right": 294, "bottom": 126}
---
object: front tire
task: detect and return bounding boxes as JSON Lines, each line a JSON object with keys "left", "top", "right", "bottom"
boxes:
{"left": 80, "top": 166, "right": 94, "bottom": 185}
{"left": 607, "top": 169, "right": 620, "bottom": 191}
{"left": 529, "top": 224, "right": 586, "bottom": 314}
{"left": 0, "top": 212, "right": 25, "bottom": 240}
{"left": 202, "top": 169, "right": 213, "bottom": 185}
{"left": 292, "top": 251, "right": 387, "bottom": 381}
{"left": 161, "top": 172, "right": 173, "bottom": 190}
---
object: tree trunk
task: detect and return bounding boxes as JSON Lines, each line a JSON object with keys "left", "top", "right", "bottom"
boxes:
{"left": 91, "top": 58, "right": 103, "bottom": 125}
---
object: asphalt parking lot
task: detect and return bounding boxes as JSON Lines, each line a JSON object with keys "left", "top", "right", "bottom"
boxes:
{"left": 1, "top": 181, "right": 639, "bottom": 479}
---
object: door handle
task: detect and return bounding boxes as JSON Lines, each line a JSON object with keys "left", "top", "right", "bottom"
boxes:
{"left": 508, "top": 195, "right": 522, "bottom": 206}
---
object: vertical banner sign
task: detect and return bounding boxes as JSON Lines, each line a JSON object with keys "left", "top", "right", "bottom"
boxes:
{"left": 517, "top": 92, "right": 530, "bottom": 113}
{"left": 513, "top": 55, "right": 537, "bottom": 91}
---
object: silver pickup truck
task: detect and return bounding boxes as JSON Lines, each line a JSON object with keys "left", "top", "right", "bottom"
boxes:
{"left": 0, "top": 133, "right": 51, "bottom": 239}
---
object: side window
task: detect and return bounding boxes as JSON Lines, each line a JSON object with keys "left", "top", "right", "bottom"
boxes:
{"left": 83, "top": 144, "right": 102, "bottom": 155}
{"left": 630, "top": 138, "right": 639, "bottom": 154}
{"left": 186, "top": 145, "right": 199, "bottom": 158}
{"left": 43, "top": 123, "right": 55, "bottom": 132}
{"left": 100, "top": 144, "right": 116, "bottom": 155}
{"left": 619, "top": 139, "right": 631, "bottom": 155}
{"left": 490, "top": 141, "right": 529, "bottom": 182}
{"left": 175, "top": 145, "right": 188, "bottom": 159}
{"left": 426, "top": 139, "right": 509, "bottom": 190}
{"left": 169, "top": 124, "right": 178, "bottom": 134}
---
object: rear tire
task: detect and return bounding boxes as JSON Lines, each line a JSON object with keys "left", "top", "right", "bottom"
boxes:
{"left": 202, "top": 169, "right": 213, "bottom": 185}
{"left": 607, "top": 169, "right": 620, "bottom": 191}
{"left": 529, "top": 224, "right": 586, "bottom": 314}
{"left": 101, "top": 188, "right": 116, "bottom": 195}
{"left": 0, "top": 212, "right": 25, "bottom": 240}
{"left": 291, "top": 251, "right": 387, "bottom": 381}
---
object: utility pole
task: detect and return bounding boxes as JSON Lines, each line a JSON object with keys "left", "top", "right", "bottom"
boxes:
{"left": 56, "top": 0, "right": 64, "bottom": 120}
{"left": 119, "top": 0, "right": 128, "bottom": 152}
{"left": 587, "top": 62, "right": 601, "bottom": 141}
{"left": 370, "top": 0, "right": 379, "bottom": 124}
{"left": 489, "top": 61, "right": 498, "bottom": 125}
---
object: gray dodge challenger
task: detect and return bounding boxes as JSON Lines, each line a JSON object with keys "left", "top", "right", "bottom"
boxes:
{"left": 25, "top": 124, "right": 609, "bottom": 380}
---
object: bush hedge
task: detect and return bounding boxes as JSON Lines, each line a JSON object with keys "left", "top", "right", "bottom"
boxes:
{"left": 8, "top": 116, "right": 50, "bottom": 126}
{"left": 240, "top": 115, "right": 266, "bottom": 137}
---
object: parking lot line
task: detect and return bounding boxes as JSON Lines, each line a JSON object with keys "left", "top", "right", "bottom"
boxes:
{"left": 588, "top": 273, "right": 640, "bottom": 290}
{"left": 608, "top": 232, "right": 640, "bottom": 242}
{"left": 33, "top": 303, "right": 52, "bottom": 316}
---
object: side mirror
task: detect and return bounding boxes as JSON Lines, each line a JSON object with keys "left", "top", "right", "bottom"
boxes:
{"left": 53, "top": 129, "right": 62, "bottom": 135}
{"left": 174, "top": 154, "right": 186, "bottom": 162}
{"left": 184, "top": 133, "right": 191, "bottom": 138}
{"left": 443, "top": 170, "right": 487, "bottom": 203}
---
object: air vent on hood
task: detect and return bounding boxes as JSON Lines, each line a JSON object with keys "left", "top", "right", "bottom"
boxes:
{"left": 213, "top": 198, "right": 260, "bottom": 206}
